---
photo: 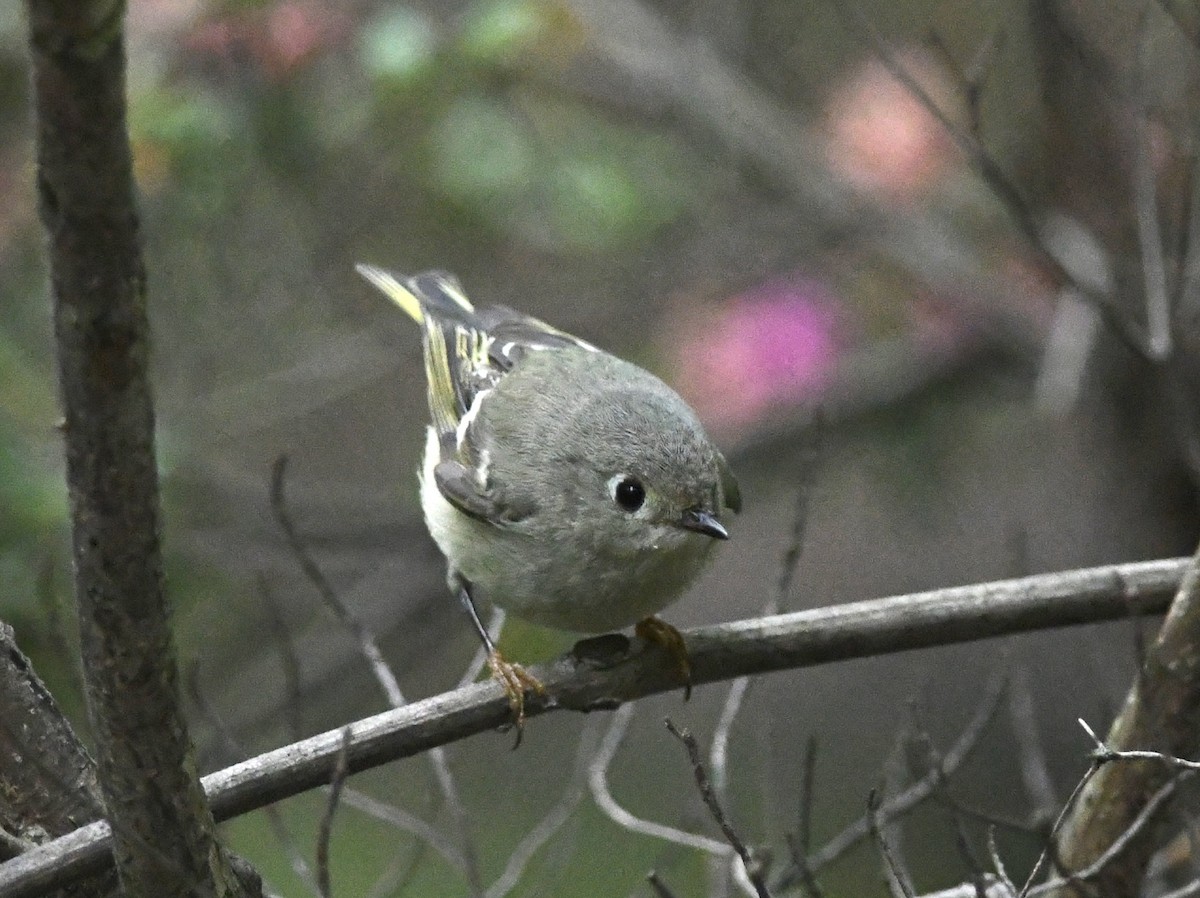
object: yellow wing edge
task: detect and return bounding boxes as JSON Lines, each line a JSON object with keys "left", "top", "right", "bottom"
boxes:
{"left": 355, "top": 263, "right": 425, "bottom": 324}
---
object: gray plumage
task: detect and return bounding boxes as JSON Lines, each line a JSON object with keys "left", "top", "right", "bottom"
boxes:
{"left": 359, "top": 264, "right": 740, "bottom": 634}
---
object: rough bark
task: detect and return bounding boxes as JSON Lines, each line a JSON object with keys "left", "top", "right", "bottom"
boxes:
{"left": 24, "top": 1, "right": 256, "bottom": 895}
{"left": 1051, "top": 545, "right": 1200, "bottom": 896}
{"left": 0, "top": 623, "right": 119, "bottom": 898}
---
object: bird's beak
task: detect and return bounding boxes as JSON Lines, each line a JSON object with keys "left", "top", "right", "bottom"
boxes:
{"left": 679, "top": 508, "right": 729, "bottom": 540}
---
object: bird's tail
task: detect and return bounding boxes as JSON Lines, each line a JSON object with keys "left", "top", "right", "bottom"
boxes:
{"left": 355, "top": 264, "right": 476, "bottom": 325}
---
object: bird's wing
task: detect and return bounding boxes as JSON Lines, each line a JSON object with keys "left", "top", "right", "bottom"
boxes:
{"left": 358, "top": 265, "right": 597, "bottom": 526}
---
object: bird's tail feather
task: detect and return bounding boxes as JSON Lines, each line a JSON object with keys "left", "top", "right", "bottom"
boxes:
{"left": 355, "top": 263, "right": 476, "bottom": 324}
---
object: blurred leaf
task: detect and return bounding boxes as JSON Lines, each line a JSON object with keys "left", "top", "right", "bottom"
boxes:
{"left": 132, "top": 87, "right": 238, "bottom": 155}
{"left": 461, "top": 0, "right": 546, "bottom": 64}
{"left": 430, "top": 94, "right": 535, "bottom": 200}
{"left": 428, "top": 91, "right": 699, "bottom": 251}
{"left": 360, "top": 5, "right": 437, "bottom": 85}
{"left": 459, "top": 0, "right": 585, "bottom": 69}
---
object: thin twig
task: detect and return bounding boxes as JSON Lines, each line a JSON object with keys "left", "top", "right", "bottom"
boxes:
{"left": 786, "top": 736, "right": 825, "bottom": 898}
{"left": 773, "top": 418, "right": 823, "bottom": 616}
{"left": 588, "top": 705, "right": 728, "bottom": 856}
{"left": 647, "top": 870, "right": 680, "bottom": 898}
{"left": 801, "top": 672, "right": 1007, "bottom": 873}
{"left": 1018, "top": 760, "right": 1103, "bottom": 897}
{"left": 867, "top": 790, "right": 915, "bottom": 898}
{"left": 1007, "top": 666, "right": 1058, "bottom": 825}
{"left": 256, "top": 574, "right": 306, "bottom": 739}
{"left": 1078, "top": 718, "right": 1200, "bottom": 771}
{"left": 1132, "top": 6, "right": 1173, "bottom": 360}
{"left": 710, "top": 677, "right": 749, "bottom": 804}
{"left": 1158, "top": 876, "right": 1200, "bottom": 898}
{"left": 186, "top": 662, "right": 319, "bottom": 895}
{"left": 336, "top": 787, "right": 466, "bottom": 872}
{"left": 269, "top": 456, "right": 403, "bottom": 708}
{"left": 484, "top": 715, "right": 601, "bottom": 898}
{"left": 270, "top": 455, "right": 483, "bottom": 897}
{"left": 315, "top": 728, "right": 351, "bottom": 898}
{"left": 713, "top": 423, "right": 821, "bottom": 807}
{"left": 986, "top": 827, "right": 1017, "bottom": 897}
{"left": 664, "top": 720, "right": 770, "bottom": 898}
{"left": 820, "top": 0, "right": 1149, "bottom": 358}
{"left": 947, "top": 803, "right": 988, "bottom": 898}
{"left": 1028, "top": 773, "right": 1189, "bottom": 895}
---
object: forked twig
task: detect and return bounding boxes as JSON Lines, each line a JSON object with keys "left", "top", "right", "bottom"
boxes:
{"left": 270, "top": 454, "right": 483, "bottom": 896}
{"left": 665, "top": 719, "right": 771, "bottom": 898}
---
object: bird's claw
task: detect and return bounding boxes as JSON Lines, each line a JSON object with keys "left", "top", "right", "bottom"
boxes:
{"left": 487, "top": 650, "right": 545, "bottom": 741}
{"left": 636, "top": 616, "right": 692, "bottom": 700}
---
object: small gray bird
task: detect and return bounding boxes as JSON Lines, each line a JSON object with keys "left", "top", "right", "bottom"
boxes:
{"left": 357, "top": 265, "right": 740, "bottom": 722}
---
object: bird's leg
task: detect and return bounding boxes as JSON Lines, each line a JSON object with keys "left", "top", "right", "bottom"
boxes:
{"left": 454, "top": 574, "right": 545, "bottom": 730}
{"left": 635, "top": 616, "right": 692, "bottom": 700}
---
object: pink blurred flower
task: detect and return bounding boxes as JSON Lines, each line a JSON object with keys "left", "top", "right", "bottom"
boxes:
{"left": 825, "top": 50, "right": 963, "bottom": 203}
{"left": 671, "top": 277, "right": 845, "bottom": 434}
{"left": 185, "top": 2, "right": 347, "bottom": 80}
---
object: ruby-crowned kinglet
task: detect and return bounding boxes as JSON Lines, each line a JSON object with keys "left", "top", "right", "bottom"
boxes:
{"left": 357, "top": 265, "right": 740, "bottom": 721}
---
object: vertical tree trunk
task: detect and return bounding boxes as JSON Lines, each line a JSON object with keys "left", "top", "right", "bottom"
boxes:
{"left": 24, "top": 2, "right": 255, "bottom": 895}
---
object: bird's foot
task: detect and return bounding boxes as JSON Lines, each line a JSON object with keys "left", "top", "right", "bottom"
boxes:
{"left": 487, "top": 650, "right": 545, "bottom": 739}
{"left": 636, "top": 616, "right": 692, "bottom": 700}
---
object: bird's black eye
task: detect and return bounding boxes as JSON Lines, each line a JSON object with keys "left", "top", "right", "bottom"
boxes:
{"left": 613, "top": 476, "right": 646, "bottom": 512}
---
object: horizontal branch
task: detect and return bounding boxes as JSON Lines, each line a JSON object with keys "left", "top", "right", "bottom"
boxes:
{"left": 0, "top": 557, "right": 1188, "bottom": 897}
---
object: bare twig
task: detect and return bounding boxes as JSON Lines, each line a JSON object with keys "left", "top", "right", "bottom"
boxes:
{"left": 1078, "top": 717, "right": 1200, "bottom": 771}
{"left": 1018, "top": 760, "right": 1102, "bottom": 896}
{"left": 270, "top": 457, "right": 404, "bottom": 708}
{"left": 1029, "top": 772, "right": 1189, "bottom": 895}
{"left": 867, "top": 790, "right": 915, "bottom": 898}
{"left": 785, "top": 736, "right": 825, "bottom": 898}
{"left": 713, "top": 426, "right": 821, "bottom": 803}
{"left": 820, "top": 0, "right": 1149, "bottom": 357}
{"left": 711, "top": 677, "right": 749, "bottom": 804}
{"left": 589, "top": 705, "right": 727, "bottom": 856}
{"left": 664, "top": 719, "right": 770, "bottom": 898}
{"left": 1158, "top": 876, "right": 1200, "bottom": 898}
{"left": 802, "top": 672, "right": 1006, "bottom": 874}
{"left": 1132, "top": 8, "right": 1174, "bottom": 360}
{"left": 986, "top": 828, "right": 1017, "bottom": 897}
{"left": 186, "top": 662, "right": 319, "bottom": 895}
{"left": 337, "top": 787, "right": 466, "bottom": 872}
{"left": 270, "top": 456, "right": 483, "bottom": 897}
{"left": 647, "top": 870, "right": 680, "bottom": 898}
{"left": 256, "top": 574, "right": 306, "bottom": 739}
{"left": 948, "top": 805, "right": 988, "bottom": 898}
{"left": 1007, "top": 667, "right": 1058, "bottom": 825}
{"left": 710, "top": 426, "right": 822, "bottom": 817}
{"left": 315, "top": 728, "right": 351, "bottom": 898}
{"left": 0, "top": 557, "right": 1189, "bottom": 898}
{"left": 484, "top": 715, "right": 601, "bottom": 898}
{"left": 773, "top": 419, "right": 823, "bottom": 616}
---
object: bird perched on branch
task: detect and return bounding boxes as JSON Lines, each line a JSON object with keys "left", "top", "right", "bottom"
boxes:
{"left": 357, "top": 265, "right": 740, "bottom": 727}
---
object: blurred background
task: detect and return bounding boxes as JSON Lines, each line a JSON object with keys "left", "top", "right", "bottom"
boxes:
{"left": 3, "top": 0, "right": 1200, "bottom": 895}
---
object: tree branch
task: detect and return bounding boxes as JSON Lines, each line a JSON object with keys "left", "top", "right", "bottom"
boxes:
{"left": 0, "top": 557, "right": 1188, "bottom": 897}
{"left": 1047, "top": 543, "right": 1200, "bottom": 896}
{"left": 0, "top": 623, "right": 118, "bottom": 898}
